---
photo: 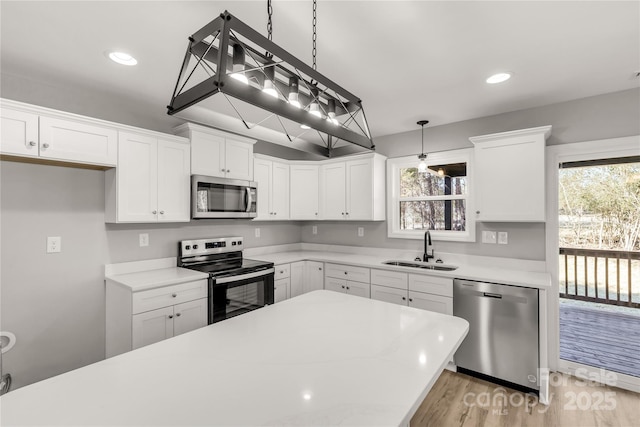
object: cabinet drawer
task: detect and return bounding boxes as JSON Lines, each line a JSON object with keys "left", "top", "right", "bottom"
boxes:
{"left": 275, "top": 264, "right": 290, "bottom": 279}
{"left": 371, "top": 269, "right": 408, "bottom": 290}
{"left": 409, "top": 274, "right": 453, "bottom": 297}
{"left": 325, "top": 263, "right": 370, "bottom": 283}
{"left": 132, "top": 279, "right": 208, "bottom": 314}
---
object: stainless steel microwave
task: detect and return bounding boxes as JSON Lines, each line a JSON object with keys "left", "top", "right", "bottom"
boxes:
{"left": 191, "top": 175, "right": 257, "bottom": 219}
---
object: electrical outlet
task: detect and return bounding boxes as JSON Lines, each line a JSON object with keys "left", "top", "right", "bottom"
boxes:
{"left": 482, "top": 231, "right": 497, "bottom": 244}
{"left": 255, "top": 227, "right": 261, "bottom": 238}
{"left": 139, "top": 233, "right": 149, "bottom": 247}
{"left": 357, "top": 227, "right": 364, "bottom": 237}
{"left": 47, "top": 236, "right": 61, "bottom": 253}
{"left": 498, "top": 232, "right": 509, "bottom": 245}
{"left": 312, "top": 225, "right": 317, "bottom": 235}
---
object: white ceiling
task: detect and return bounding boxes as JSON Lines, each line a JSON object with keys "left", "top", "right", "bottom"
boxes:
{"left": 1, "top": 1, "right": 639, "bottom": 152}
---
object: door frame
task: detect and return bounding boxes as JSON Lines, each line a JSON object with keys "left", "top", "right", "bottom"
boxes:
{"left": 545, "top": 135, "right": 640, "bottom": 392}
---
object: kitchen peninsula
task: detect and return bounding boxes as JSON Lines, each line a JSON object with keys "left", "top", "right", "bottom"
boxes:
{"left": 0, "top": 291, "right": 468, "bottom": 426}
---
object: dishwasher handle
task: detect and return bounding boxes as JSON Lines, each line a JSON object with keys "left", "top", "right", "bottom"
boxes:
{"left": 483, "top": 292, "right": 503, "bottom": 299}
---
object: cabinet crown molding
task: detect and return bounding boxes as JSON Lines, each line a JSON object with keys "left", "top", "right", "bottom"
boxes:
{"left": 469, "top": 125, "right": 552, "bottom": 145}
{"left": 173, "top": 122, "right": 256, "bottom": 145}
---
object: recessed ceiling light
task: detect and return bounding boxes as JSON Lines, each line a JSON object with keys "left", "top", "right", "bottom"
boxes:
{"left": 108, "top": 51, "right": 137, "bottom": 66}
{"left": 486, "top": 72, "right": 511, "bottom": 84}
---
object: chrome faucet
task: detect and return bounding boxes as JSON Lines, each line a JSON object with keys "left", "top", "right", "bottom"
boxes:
{"left": 423, "top": 230, "right": 435, "bottom": 262}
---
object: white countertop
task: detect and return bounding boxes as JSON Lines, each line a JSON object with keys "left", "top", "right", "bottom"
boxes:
{"left": 0, "top": 290, "right": 469, "bottom": 426}
{"left": 106, "top": 267, "right": 209, "bottom": 292}
{"left": 249, "top": 250, "right": 551, "bottom": 289}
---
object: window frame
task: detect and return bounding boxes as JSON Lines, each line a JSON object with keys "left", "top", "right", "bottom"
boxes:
{"left": 386, "top": 148, "right": 476, "bottom": 242}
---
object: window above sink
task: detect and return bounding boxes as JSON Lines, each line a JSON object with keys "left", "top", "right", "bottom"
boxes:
{"left": 387, "top": 148, "right": 476, "bottom": 242}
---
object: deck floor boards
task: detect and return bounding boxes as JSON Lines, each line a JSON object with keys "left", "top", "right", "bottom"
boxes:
{"left": 560, "top": 302, "right": 640, "bottom": 378}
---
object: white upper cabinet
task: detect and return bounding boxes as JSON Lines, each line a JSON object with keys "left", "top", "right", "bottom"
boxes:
{"left": 319, "top": 153, "right": 386, "bottom": 221}
{"left": 470, "top": 126, "right": 551, "bottom": 222}
{"left": 1, "top": 99, "right": 117, "bottom": 167}
{"left": 290, "top": 164, "right": 320, "bottom": 220}
{"left": 106, "top": 132, "right": 190, "bottom": 223}
{"left": 254, "top": 156, "right": 290, "bottom": 220}
{"left": 174, "top": 123, "right": 255, "bottom": 181}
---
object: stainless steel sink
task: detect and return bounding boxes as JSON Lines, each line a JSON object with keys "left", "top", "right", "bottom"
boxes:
{"left": 382, "top": 260, "right": 458, "bottom": 271}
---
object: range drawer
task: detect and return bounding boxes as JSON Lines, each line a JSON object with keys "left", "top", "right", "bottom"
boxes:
{"left": 408, "top": 274, "right": 453, "bottom": 298}
{"left": 371, "top": 269, "right": 408, "bottom": 290}
{"left": 325, "top": 263, "right": 370, "bottom": 284}
{"left": 132, "top": 279, "right": 208, "bottom": 314}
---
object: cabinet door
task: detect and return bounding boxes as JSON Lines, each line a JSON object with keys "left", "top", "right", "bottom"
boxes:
{"left": 190, "top": 131, "right": 225, "bottom": 177}
{"left": 173, "top": 298, "right": 208, "bottom": 336}
{"left": 324, "top": 277, "right": 346, "bottom": 293}
{"left": 39, "top": 116, "right": 117, "bottom": 166}
{"left": 117, "top": 132, "right": 158, "bottom": 222}
{"left": 371, "top": 284, "right": 408, "bottom": 306}
{"left": 345, "top": 158, "right": 373, "bottom": 220}
{"left": 157, "top": 139, "right": 190, "bottom": 222}
{"left": 473, "top": 132, "right": 546, "bottom": 221}
{"left": 253, "top": 159, "right": 272, "bottom": 220}
{"left": 290, "top": 261, "right": 305, "bottom": 298}
{"left": 132, "top": 306, "right": 174, "bottom": 350}
{"left": 346, "top": 280, "right": 370, "bottom": 298}
{"left": 290, "top": 164, "right": 320, "bottom": 220}
{"left": 0, "top": 108, "right": 39, "bottom": 156}
{"left": 304, "top": 261, "right": 324, "bottom": 294}
{"left": 274, "top": 277, "right": 290, "bottom": 303}
{"left": 225, "top": 139, "right": 253, "bottom": 180}
{"left": 271, "top": 161, "right": 290, "bottom": 219}
{"left": 319, "top": 162, "right": 346, "bottom": 220}
{"left": 408, "top": 291, "right": 453, "bottom": 315}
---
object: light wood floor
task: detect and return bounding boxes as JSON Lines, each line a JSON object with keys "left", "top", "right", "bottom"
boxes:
{"left": 411, "top": 370, "right": 640, "bottom": 427}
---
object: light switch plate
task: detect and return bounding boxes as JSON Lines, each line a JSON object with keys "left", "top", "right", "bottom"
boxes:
{"left": 498, "top": 232, "right": 509, "bottom": 245}
{"left": 47, "top": 236, "right": 61, "bottom": 253}
{"left": 357, "top": 227, "right": 364, "bottom": 237}
{"left": 255, "top": 228, "right": 261, "bottom": 238}
{"left": 312, "top": 226, "right": 317, "bottom": 235}
{"left": 139, "top": 233, "right": 149, "bottom": 247}
{"left": 482, "top": 231, "right": 497, "bottom": 244}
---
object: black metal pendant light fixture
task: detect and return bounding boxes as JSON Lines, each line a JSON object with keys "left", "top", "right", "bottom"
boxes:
{"left": 417, "top": 120, "right": 429, "bottom": 173}
{"left": 167, "top": 1, "right": 374, "bottom": 157}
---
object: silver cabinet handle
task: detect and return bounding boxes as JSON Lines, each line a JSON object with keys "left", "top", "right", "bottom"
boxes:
{"left": 42, "top": 143, "right": 50, "bottom": 149}
{"left": 168, "top": 315, "right": 173, "bottom": 319}
{"left": 29, "top": 141, "right": 37, "bottom": 147}
{"left": 344, "top": 272, "right": 347, "bottom": 275}
{"left": 346, "top": 212, "right": 349, "bottom": 216}
{"left": 318, "top": 267, "right": 322, "bottom": 271}
{"left": 176, "top": 313, "right": 181, "bottom": 317}
{"left": 279, "top": 270, "right": 284, "bottom": 274}
{"left": 402, "top": 297, "right": 406, "bottom": 301}
{"left": 152, "top": 210, "right": 157, "bottom": 214}
{"left": 341, "top": 285, "right": 345, "bottom": 289}
{"left": 476, "top": 211, "right": 480, "bottom": 214}
{"left": 171, "top": 293, "right": 177, "bottom": 298}
{"left": 409, "top": 298, "right": 413, "bottom": 302}
{"left": 346, "top": 286, "right": 350, "bottom": 290}
{"left": 315, "top": 212, "right": 318, "bottom": 215}
{"left": 221, "top": 168, "right": 226, "bottom": 172}
{"left": 159, "top": 210, "right": 164, "bottom": 214}
{"left": 227, "top": 169, "right": 231, "bottom": 173}
{"left": 341, "top": 212, "right": 344, "bottom": 215}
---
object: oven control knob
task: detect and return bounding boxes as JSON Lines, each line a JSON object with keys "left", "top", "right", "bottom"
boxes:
{"left": 193, "top": 244, "right": 198, "bottom": 249}
{"left": 185, "top": 245, "right": 191, "bottom": 250}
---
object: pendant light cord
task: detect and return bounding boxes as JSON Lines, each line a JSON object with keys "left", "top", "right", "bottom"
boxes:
{"left": 266, "top": 0, "right": 273, "bottom": 58}
{"left": 312, "top": 0, "right": 317, "bottom": 71}
{"left": 421, "top": 123, "right": 424, "bottom": 155}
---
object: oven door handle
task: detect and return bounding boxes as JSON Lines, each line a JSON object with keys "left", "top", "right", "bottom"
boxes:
{"left": 245, "top": 187, "right": 253, "bottom": 213}
{"left": 215, "top": 268, "right": 274, "bottom": 284}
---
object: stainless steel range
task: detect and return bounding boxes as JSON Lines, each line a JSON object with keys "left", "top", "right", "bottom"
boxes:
{"left": 177, "top": 237, "right": 274, "bottom": 324}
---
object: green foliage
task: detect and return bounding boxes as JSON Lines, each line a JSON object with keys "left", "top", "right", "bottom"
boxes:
{"left": 559, "top": 163, "right": 640, "bottom": 250}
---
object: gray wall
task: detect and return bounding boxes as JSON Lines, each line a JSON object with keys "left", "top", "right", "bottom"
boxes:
{"left": 0, "top": 161, "right": 301, "bottom": 390}
{"left": 300, "top": 88, "right": 640, "bottom": 259}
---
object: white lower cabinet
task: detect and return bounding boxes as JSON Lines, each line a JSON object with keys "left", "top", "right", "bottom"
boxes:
{"left": 324, "top": 263, "right": 371, "bottom": 298}
{"left": 370, "top": 269, "right": 454, "bottom": 316}
{"left": 304, "top": 261, "right": 324, "bottom": 294}
{"left": 131, "top": 298, "right": 208, "bottom": 349}
{"left": 274, "top": 263, "right": 291, "bottom": 303}
{"left": 106, "top": 279, "right": 208, "bottom": 357}
{"left": 325, "top": 277, "right": 371, "bottom": 298}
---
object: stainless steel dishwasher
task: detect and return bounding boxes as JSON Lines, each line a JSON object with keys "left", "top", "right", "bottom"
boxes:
{"left": 453, "top": 279, "right": 539, "bottom": 391}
